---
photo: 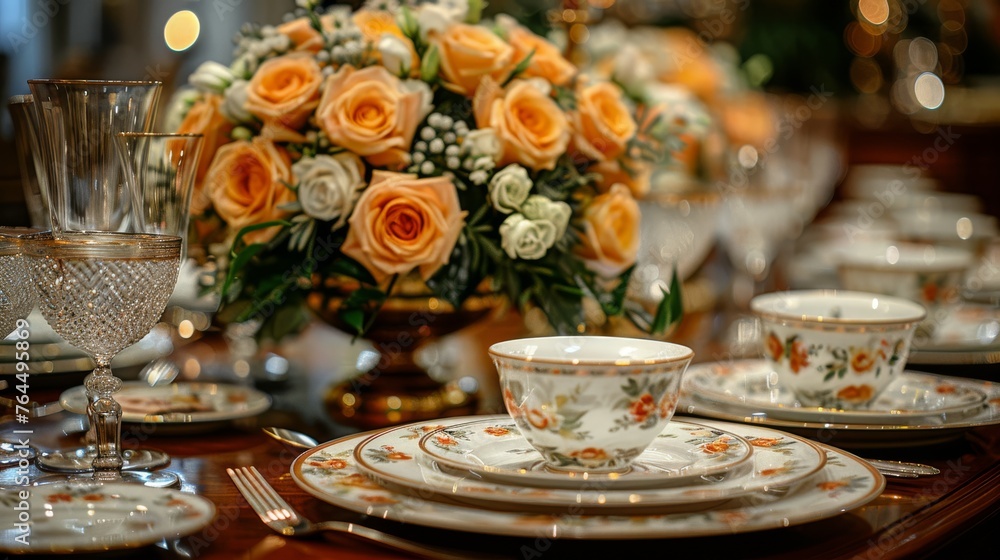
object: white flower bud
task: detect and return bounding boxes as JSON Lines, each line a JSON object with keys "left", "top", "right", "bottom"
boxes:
{"left": 429, "top": 138, "right": 445, "bottom": 153}
{"left": 488, "top": 164, "right": 532, "bottom": 214}
{"left": 292, "top": 153, "right": 366, "bottom": 229}
{"left": 378, "top": 34, "right": 411, "bottom": 76}
{"left": 189, "top": 61, "right": 235, "bottom": 94}
{"left": 417, "top": 5, "right": 454, "bottom": 41}
{"left": 500, "top": 214, "right": 557, "bottom": 260}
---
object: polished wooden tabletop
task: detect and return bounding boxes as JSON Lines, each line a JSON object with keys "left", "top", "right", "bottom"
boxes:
{"left": 2, "top": 311, "right": 999, "bottom": 560}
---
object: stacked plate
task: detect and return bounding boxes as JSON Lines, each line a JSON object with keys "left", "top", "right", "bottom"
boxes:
{"left": 680, "top": 360, "right": 1000, "bottom": 448}
{"left": 291, "top": 414, "right": 885, "bottom": 539}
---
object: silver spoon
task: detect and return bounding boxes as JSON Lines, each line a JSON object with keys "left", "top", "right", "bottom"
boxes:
{"left": 262, "top": 427, "right": 319, "bottom": 450}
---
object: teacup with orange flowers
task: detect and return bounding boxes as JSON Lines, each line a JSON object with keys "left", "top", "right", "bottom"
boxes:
{"left": 750, "top": 290, "right": 926, "bottom": 409}
{"left": 490, "top": 335, "right": 693, "bottom": 471}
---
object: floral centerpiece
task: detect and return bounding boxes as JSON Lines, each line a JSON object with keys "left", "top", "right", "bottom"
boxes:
{"left": 172, "top": 0, "right": 683, "bottom": 342}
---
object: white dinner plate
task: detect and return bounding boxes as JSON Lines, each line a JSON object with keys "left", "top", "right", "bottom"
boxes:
{"left": 0, "top": 482, "right": 215, "bottom": 554}
{"left": 351, "top": 415, "right": 825, "bottom": 513}
{"left": 684, "top": 360, "right": 987, "bottom": 425}
{"left": 416, "top": 417, "right": 754, "bottom": 490}
{"left": 60, "top": 381, "right": 271, "bottom": 424}
{"left": 291, "top": 416, "right": 884, "bottom": 539}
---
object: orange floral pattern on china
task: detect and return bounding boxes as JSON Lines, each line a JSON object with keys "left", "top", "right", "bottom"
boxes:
{"left": 765, "top": 333, "right": 783, "bottom": 362}
{"left": 789, "top": 339, "right": 810, "bottom": 373}
{"left": 435, "top": 434, "right": 458, "bottom": 447}
{"left": 483, "top": 426, "right": 511, "bottom": 436}
{"left": 759, "top": 466, "right": 791, "bottom": 477}
{"left": 836, "top": 384, "right": 874, "bottom": 403}
{"left": 817, "top": 480, "right": 849, "bottom": 491}
{"left": 701, "top": 437, "right": 732, "bottom": 454}
{"left": 629, "top": 393, "right": 657, "bottom": 423}
{"left": 309, "top": 458, "right": 349, "bottom": 469}
{"left": 570, "top": 448, "right": 608, "bottom": 461}
{"left": 82, "top": 494, "right": 105, "bottom": 501}
{"left": 337, "top": 473, "right": 381, "bottom": 489}
{"left": 47, "top": 494, "right": 72, "bottom": 503}
{"left": 936, "top": 384, "right": 957, "bottom": 394}
{"left": 748, "top": 437, "right": 781, "bottom": 448}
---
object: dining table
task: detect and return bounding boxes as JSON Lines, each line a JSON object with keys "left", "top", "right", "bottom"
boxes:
{"left": 2, "top": 303, "right": 999, "bottom": 560}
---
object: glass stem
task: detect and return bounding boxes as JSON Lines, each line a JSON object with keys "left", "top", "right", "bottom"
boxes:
{"left": 84, "top": 359, "right": 123, "bottom": 478}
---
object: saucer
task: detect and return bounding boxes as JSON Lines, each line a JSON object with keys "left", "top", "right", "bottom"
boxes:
{"left": 351, "top": 415, "right": 826, "bottom": 513}
{"left": 292, "top": 415, "right": 884, "bottom": 539}
{"left": 908, "top": 303, "right": 1000, "bottom": 365}
{"left": 683, "top": 360, "right": 987, "bottom": 425}
{"left": 60, "top": 381, "right": 272, "bottom": 425}
{"left": 416, "top": 417, "right": 754, "bottom": 490}
{"left": 0, "top": 482, "right": 215, "bottom": 554}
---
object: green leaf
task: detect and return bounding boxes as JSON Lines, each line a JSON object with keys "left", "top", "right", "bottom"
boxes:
{"left": 501, "top": 49, "right": 535, "bottom": 87}
{"left": 338, "top": 309, "right": 365, "bottom": 336}
{"left": 651, "top": 267, "right": 684, "bottom": 335}
{"left": 465, "top": 0, "right": 484, "bottom": 23}
{"left": 420, "top": 44, "right": 441, "bottom": 83}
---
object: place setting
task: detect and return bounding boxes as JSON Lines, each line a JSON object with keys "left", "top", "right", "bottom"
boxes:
{"left": 281, "top": 335, "right": 886, "bottom": 540}
{"left": 679, "top": 290, "right": 1000, "bottom": 448}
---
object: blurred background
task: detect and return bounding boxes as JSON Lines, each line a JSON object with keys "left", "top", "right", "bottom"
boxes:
{"left": 2, "top": 0, "right": 999, "bottom": 222}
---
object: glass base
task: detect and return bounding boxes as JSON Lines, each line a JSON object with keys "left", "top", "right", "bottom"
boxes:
{"left": 32, "top": 469, "right": 180, "bottom": 488}
{"left": 36, "top": 446, "right": 171, "bottom": 473}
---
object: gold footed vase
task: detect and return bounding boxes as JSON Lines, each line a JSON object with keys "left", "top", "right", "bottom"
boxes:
{"left": 308, "top": 280, "right": 502, "bottom": 430}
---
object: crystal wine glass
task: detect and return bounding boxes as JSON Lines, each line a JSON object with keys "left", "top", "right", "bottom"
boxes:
{"left": 26, "top": 79, "right": 181, "bottom": 486}
{"left": 0, "top": 232, "right": 36, "bottom": 339}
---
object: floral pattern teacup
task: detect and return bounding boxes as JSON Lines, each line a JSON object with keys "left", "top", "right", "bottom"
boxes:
{"left": 490, "top": 336, "right": 693, "bottom": 471}
{"left": 751, "top": 290, "right": 926, "bottom": 409}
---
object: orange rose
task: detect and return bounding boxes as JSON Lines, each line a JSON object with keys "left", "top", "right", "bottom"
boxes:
{"left": 433, "top": 23, "right": 514, "bottom": 95}
{"left": 577, "top": 184, "right": 641, "bottom": 277}
{"left": 244, "top": 53, "right": 323, "bottom": 139}
{"left": 474, "top": 78, "right": 570, "bottom": 171}
{"left": 276, "top": 14, "right": 336, "bottom": 52}
{"left": 316, "top": 65, "right": 432, "bottom": 169}
{"left": 353, "top": 10, "right": 419, "bottom": 74}
{"left": 204, "top": 138, "right": 295, "bottom": 244}
{"left": 836, "top": 384, "right": 874, "bottom": 403}
{"left": 175, "top": 94, "right": 233, "bottom": 214}
{"left": 571, "top": 81, "right": 636, "bottom": 162}
{"left": 589, "top": 158, "right": 651, "bottom": 198}
{"left": 341, "top": 171, "right": 466, "bottom": 284}
{"left": 499, "top": 17, "right": 575, "bottom": 86}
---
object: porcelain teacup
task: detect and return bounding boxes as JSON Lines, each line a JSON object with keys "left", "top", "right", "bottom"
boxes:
{"left": 490, "top": 336, "right": 694, "bottom": 472}
{"left": 750, "top": 290, "right": 926, "bottom": 409}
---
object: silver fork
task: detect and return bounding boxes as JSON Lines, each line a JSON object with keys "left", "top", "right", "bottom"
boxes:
{"left": 227, "top": 466, "right": 492, "bottom": 560}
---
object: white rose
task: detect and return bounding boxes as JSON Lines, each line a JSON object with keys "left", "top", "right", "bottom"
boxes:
{"left": 189, "top": 61, "right": 235, "bottom": 94}
{"left": 488, "top": 164, "right": 532, "bottom": 214}
{"left": 463, "top": 128, "right": 501, "bottom": 162}
{"left": 500, "top": 214, "right": 556, "bottom": 260}
{"left": 521, "top": 195, "right": 571, "bottom": 240}
{"left": 293, "top": 153, "right": 366, "bottom": 228}
{"left": 417, "top": 4, "right": 454, "bottom": 40}
{"left": 219, "top": 80, "right": 253, "bottom": 124}
{"left": 378, "top": 34, "right": 412, "bottom": 76}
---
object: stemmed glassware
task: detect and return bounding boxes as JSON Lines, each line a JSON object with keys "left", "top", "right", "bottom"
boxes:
{"left": 25, "top": 79, "right": 192, "bottom": 486}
